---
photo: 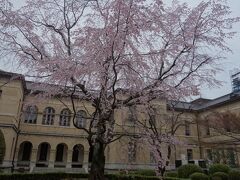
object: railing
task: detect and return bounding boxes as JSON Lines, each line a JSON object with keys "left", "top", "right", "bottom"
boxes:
{"left": 54, "top": 161, "right": 66, "bottom": 168}
{"left": 71, "top": 162, "right": 82, "bottom": 168}
{"left": 17, "top": 161, "right": 30, "bottom": 167}
{"left": 36, "top": 161, "right": 49, "bottom": 167}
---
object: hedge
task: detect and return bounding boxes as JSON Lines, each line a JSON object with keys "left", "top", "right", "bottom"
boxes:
{"left": 164, "top": 171, "right": 178, "bottom": 178}
{"left": 106, "top": 174, "right": 159, "bottom": 180}
{"left": 190, "top": 172, "right": 209, "bottom": 180}
{"left": 130, "top": 169, "right": 156, "bottom": 176}
{"left": 229, "top": 169, "right": 240, "bottom": 180}
{"left": 177, "top": 164, "right": 203, "bottom": 178}
{"left": 209, "top": 164, "right": 230, "bottom": 175}
{"left": 211, "top": 172, "right": 229, "bottom": 180}
{"left": 0, "top": 173, "right": 88, "bottom": 180}
{"left": 0, "top": 173, "right": 186, "bottom": 180}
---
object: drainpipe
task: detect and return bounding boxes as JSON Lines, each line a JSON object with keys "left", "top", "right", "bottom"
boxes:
{"left": 195, "top": 112, "right": 203, "bottom": 159}
{"left": 11, "top": 101, "right": 24, "bottom": 173}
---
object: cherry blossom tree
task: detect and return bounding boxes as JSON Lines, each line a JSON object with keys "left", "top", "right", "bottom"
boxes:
{"left": 200, "top": 111, "right": 240, "bottom": 166}
{"left": 136, "top": 102, "right": 192, "bottom": 177}
{"left": 202, "top": 111, "right": 240, "bottom": 141}
{"left": 0, "top": 0, "right": 239, "bottom": 179}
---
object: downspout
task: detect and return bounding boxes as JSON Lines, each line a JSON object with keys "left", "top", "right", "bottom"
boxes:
{"left": 11, "top": 95, "right": 24, "bottom": 172}
{"left": 11, "top": 119, "right": 21, "bottom": 173}
{"left": 195, "top": 112, "right": 203, "bottom": 159}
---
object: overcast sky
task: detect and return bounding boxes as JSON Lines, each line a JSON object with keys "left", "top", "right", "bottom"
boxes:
{"left": 0, "top": 0, "right": 240, "bottom": 100}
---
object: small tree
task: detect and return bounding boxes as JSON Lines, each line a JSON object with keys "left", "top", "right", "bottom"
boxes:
{"left": 136, "top": 101, "right": 195, "bottom": 178}
{"left": 204, "top": 111, "right": 240, "bottom": 141}
{"left": 0, "top": 0, "right": 239, "bottom": 179}
{"left": 201, "top": 111, "right": 240, "bottom": 166}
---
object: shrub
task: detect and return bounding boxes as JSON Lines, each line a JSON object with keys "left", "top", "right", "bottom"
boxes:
{"left": 209, "top": 164, "right": 230, "bottom": 175}
{"left": 131, "top": 169, "right": 156, "bottom": 176}
{"left": 0, "top": 173, "right": 89, "bottom": 180}
{"left": 190, "top": 172, "right": 209, "bottom": 180}
{"left": 164, "top": 171, "right": 178, "bottom": 178}
{"left": 0, "top": 173, "right": 166, "bottom": 180}
{"left": 164, "top": 177, "right": 181, "bottom": 180}
{"left": 177, "top": 164, "right": 203, "bottom": 178}
{"left": 228, "top": 170, "right": 240, "bottom": 180}
{"left": 211, "top": 172, "right": 229, "bottom": 180}
{"left": 106, "top": 174, "right": 160, "bottom": 180}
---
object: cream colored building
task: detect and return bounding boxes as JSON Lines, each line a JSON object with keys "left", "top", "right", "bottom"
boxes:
{"left": 0, "top": 70, "right": 239, "bottom": 173}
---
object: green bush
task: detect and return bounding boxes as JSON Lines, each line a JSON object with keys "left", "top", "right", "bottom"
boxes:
{"left": 190, "top": 172, "right": 209, "bottom": 180}
{"left": 177, "top": 164, "right": 203, "bottom": 178}
{"left": 164, "top": 177, "right": 182, "bottom": 180}
{"left": 106, "top": 174, "right": 161, "bottom": 180}
{"left": 229, "top": 170, "right": 240, "bottom": 180}
{"left": 0, "top": 173, "right": 170, "bottom": 180}
{"left": 212, "top": 172, "right": 229, "bottom": 180}
{"left": 0, "top": 173, "right": 89, "bottom": 180}
{"left": 209, "top": 164, "right": 230, "bottom": 175}
{"left": 131, "top": 169, "right": 156, "bottom": 176}
{"left": 164, "top": 171, "right": 178, "bottom": 177}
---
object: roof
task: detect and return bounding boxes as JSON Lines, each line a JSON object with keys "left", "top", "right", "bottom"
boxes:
{"left": 0, "top": 69, "right": 27, "bottom": 90}
{"left": 1, "top": 70, "right": 240, "bottom": 111}
{"left": 168, "top": 91, "right": 240, "bottom": 112}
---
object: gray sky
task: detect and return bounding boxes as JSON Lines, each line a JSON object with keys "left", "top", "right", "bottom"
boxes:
{"left": 183, "top": 0, "right": 240, "bottom": 99}
{"left": 0, "top": 0, "right": 240, "bottom": 100}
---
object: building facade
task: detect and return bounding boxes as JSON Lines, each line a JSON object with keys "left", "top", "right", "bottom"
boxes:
{"left": 0, "top": 70, "right": 239, "bottom": 173}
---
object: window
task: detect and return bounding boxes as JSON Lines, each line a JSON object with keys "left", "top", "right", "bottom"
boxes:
{"left": 149, "top": 108, "right": 157, "bottom": 127}
{"left": 185, "top": 121, "right": 190, "bottom": 136}
{"left": 227, "top": 148, "right": 236, "bottom": 166}
{"left": 55, "top": 144, "right": 64, "bottom": 162}
{"left": 42, "top": 107, "right": 55, "bottom": 125}
{"left": 187, "top": 149, "right": 193, "bottom": 160}
{"left": 128, "top": 141, "right": 136, "bottom": 162}
{"left": 39, "top": 143, "right": 49, "bottom": 161}
{"left": 71, "top": 145, "right": 83, "bottom": 167}
{"left": 224, "top": 123, "right": 231, "bottom": 132}
{"left": 76, "top": 110, "right": 87, "bottom": 128}
{"left": 206, "top": 149, "right": 212, "bottom": 160}
{"left": 24, "top": 105, "right": 38, "bottom": 124}
{"left": 59, "top": 109, "right": 71, "bottom": 126}
{"left": 128, "top": 106, "right": 136, "bottom": 122}
{"left": 21, "top": 142, "right": 32, "bottom": 161}
{"left": 150, "top": 152, "right": 156, "bottom": 163}
{"left": 206, "top": 121, "right": 210, "bottom": 135}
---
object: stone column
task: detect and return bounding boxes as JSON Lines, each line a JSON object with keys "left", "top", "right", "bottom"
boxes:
{"left": 36, "top": 114, "right": 42, "bottom": 125}
{"left": 66, "top": 150, "right": 73, "bottom": 168}
{"left": 48, "top": 149, "right": 56, "bottom": 168}
{"left": 83, "top": 150, "right": 89, "bottom": 173}
{"left": 30, "top": 149, "right": 38, "bottom": 172}
{"left": 11, "top": 147, "right": 19, "bottom": 170}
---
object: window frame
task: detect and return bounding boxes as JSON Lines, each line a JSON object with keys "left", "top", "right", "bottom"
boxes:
{"left": 59, "top": 108, "right": 71, "bottom": 126}
{"left": 76, "top": 110, "right": 87, "bottom": 128}
{"left": 24, "top": 105, "right": 38, "bottom": 124}
{"left": 42, "top": 107, "right": 55, "bottom": 125}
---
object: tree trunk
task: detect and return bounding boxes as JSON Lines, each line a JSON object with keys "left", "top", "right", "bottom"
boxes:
{"left": 89, "top": 140, "right": 105, "bottom": 180}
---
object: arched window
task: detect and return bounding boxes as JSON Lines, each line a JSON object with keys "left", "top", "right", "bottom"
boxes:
{"left": 18, "top": 141, "right": 32, "bottom": 161}
{"left": 24, "top": 105, "right": 38, "bottom": 124}
{"left": 38, "top": 142, "right": 50, "bottom": 162}
{"left": 42, "top": 107, "right": 55, "bottom": 125}
{"left": 55, "top": 143, "right": 67, "bottom": 163}
{"left": 59, "top": 109, "right": 71, "bottom": 126}
{"left": 128, "top": 141, "right": 136, "bottom": 163}
{"left": 76, "top": 110, "right": 87, "bottom": 128}
{"left": 72, "top": 144, "right": 84, "bottom": 168}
